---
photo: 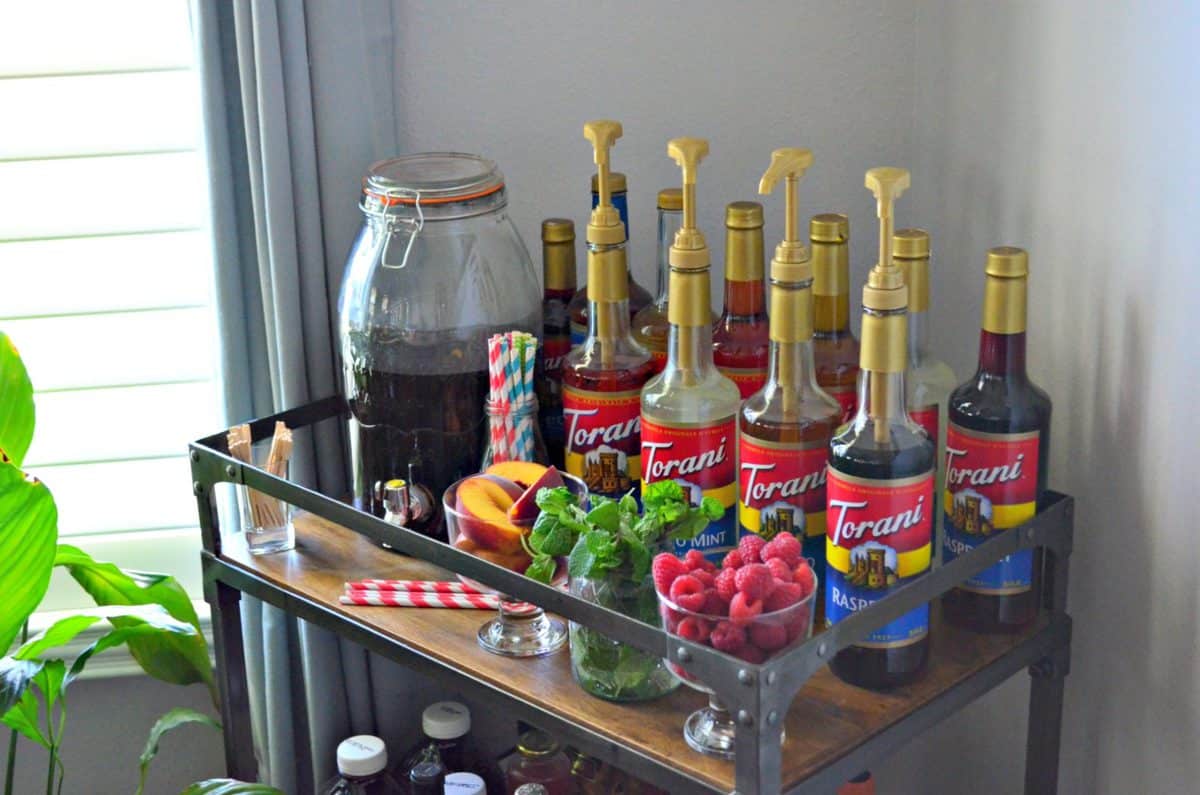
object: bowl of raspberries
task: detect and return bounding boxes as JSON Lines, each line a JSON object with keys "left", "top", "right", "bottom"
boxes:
{"left": 653, "top": 532, "right": 817, "bottom": 675}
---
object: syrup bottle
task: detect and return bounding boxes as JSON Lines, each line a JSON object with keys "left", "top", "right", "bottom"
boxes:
{"left": 894, "top": 229, "right": 957, "bottom": 545}
{"left": 561, "top": 121, "right": 655, "bottom": 501}
{"left": 538, "top": 218, "right": 576, "bottom": 469}
{"left": 942, "top": 247, "right": 1051, "bottom": 633}
{"left": 810, "top": 213, "right": 861, "bottom": 423}
{"left": 713, "top": 201, "right": 770, "bottom": 397}
{"left": 738, "top": 149, "right": 840, "bottom": 597}
{"left": 640, "top": 137, "right": 740, "bottom": 562}
{"left": 568, "top": 171, "right": 653, "bottom": 348}
{"left": 632, "top": 188, "right": 683, "bottom": 372}
{"left": 826, "top": 168, "right": 935, "bottom": 690}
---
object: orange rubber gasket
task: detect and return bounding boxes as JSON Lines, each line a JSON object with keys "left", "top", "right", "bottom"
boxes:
{"left": 363, "top": 182, "right": 504, "bottom": 206}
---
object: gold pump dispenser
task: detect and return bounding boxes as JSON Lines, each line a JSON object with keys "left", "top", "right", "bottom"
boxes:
{"left": 666, "top": 137, "right": 712, "bottom": 373}
{"left": 861, "top": 167, "right": 911, "bottom": 442}
{"left": 582, "top": 120, "right": 630, "bottom": 367}
{"left": 759, "top": 148, "right": 814, "bottom": 414}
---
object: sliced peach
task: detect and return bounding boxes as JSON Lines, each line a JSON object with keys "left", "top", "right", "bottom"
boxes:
{"left": 474, "top": 547, "right": 533, "bottom": 573}
{"left": 453, "top": 475, "right": 526, "bottom": 554}
{"left": 508, "top": 465, "right": 566, "bottom": 524}
{"left": 483, "top": 460, "right": 549, "bottom": 490}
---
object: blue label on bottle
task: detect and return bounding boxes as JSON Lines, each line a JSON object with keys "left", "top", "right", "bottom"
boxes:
{"left": 592, "top": 189, "right": 629, "bottom": 237}
{"left": 569, "top": 321, "right": 586, "bottom": 348}
{"left": 825, "top": 572, "right": 931, "bottom": 647}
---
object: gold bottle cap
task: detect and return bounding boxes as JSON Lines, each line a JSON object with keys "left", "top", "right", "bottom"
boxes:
{"left": 724, "top": 201, "right": 763, "bottom": 229}
{"left": 986, "top": 246, "right": 1028, "bottom": 278}
{"left": 666, "top": 137, "right": 710, "bottom": 270}
{"left": 657, "top": 188, "right": 682, "bottom": 211}
{"left": 759, "top": 147, "right": 814, "bottom": 283}
{"left": 583, "top": 120, "right": 626, "bottom": 246}
{"left": 861, "top": 167, "right": 910, "bottom": 311}
{"left": 893, "top": 228, "right": 929, "bottom": 260}
{"left": 810, "top": 213, "right": 849, "bottom": 244}
{"left": 541, "top": 217, "right": 575, "bottom": 243}
{"left": 590, "top": 171, "right": 626, "bottom": 194}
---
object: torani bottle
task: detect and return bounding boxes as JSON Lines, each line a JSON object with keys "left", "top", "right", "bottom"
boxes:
{"left": 632, "top": 188, "right": 683, "bottom": 371}
{"left": 641, "top": 138, "right": 741, "bottom": 562}
{"left": 826, "top": 168, "right": 934, "bottom": 690}
{"left": 538, "top": 218, "right": 576, "bottom": 469}
{"left": 568, "top": 172, "right": 653, "bottom": 347}
{"left": 561, "top": 121, "right": 655, "bottom": 501}
{"left": 713, "top": 201, "right": 770, "bottom": 397}
{"left": 738, "top": 149, "right": 840, "bottom": 610}
{"left": 942, "top": 247, "right": 1051, "bottom": 633}
{"left": 811, "top": 213, "right": 860, "bottom": 422}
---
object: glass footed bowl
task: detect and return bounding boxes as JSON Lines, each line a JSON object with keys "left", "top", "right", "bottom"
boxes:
{"left": 656, "top": 573, "right": 817, "bottom": 759}
{"left": 443, "top": 471, "right": 587, "bottom": 657}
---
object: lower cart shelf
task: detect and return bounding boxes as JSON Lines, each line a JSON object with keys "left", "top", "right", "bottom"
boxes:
{"left": 203, "top": 511, "right": 1068, "bottom": 794}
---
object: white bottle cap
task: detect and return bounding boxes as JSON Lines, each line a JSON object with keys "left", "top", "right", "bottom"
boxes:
{"left": 444, "top": 771, "right": 486, "bottom": 794}
{"left": 422, "top": 701, "right": 471, "bottom": 740}
{"left": 336, "top": 734, "right": 387, "bottom": 778}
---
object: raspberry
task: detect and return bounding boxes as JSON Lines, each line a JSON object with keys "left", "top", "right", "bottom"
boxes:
{"left": 765, "top": 557, "right": 793, "bottom": 583}
{"left": 734, "top": 563, "right": 776, "bottom": 600}
{"left": 762, "top": 532, "right": 802, "bottom": 566}
{"left": 709, "top": 620, "right": 746, "bottom": 653}
{"left": 677, "top": 616, "right": 711, "bottom": 642}
{"left": 738, "top": 534, "right": 766, "bottom": 564}
{"left": 736, "top": 643, "right": 766, "bottom": 664}
{"left": 749, "top": 622, "right": 789, "bottom": 652}
{"left": 722, "top": 549, "right": 744, "bottom": 569}
{"left": 714, "top": 567, "right": 739, "bottom": 602}
{"left": 684, "top": 549, "right": 709, "bottom": 571}
{"left": 692, "top": 569, "right": 716, "bottom": 587}
{"left": 652, "top": 553, "right": 689, "bottom": 595}
{"left": 668, "top": 660, "right": 697, "bottom": 683}
{"left": 729, "top": 591, "right": 764, "bottom": 625}
{"left": 793, "top": 560, "right": 816, "bottom": 599}
{"left": 764, "top": 581, "right": 805, "bottom": 612}
{"left": 702, "top": 588, "right": 728, "bottom": 616}
{"left": 669, "top": 574, "right": 707, "bottom": 612}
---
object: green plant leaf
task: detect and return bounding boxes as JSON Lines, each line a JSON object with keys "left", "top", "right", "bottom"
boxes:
{"left": 180, "top": 780, "right": 285, "bottom": 795}
{"left": 0, "top": 656, "right": 43, "bottom": 715}
{"left": 53, "top": 545, "right": 214, "bottom": 701}
{"left": 0, "top": 463, "right": 57, "bottom": 655}
{"left": 1, "top": 688, "right": 47, "bottom": 749}
{"left": 137, "top": 708, "right": 220, "bottom": 795}
{"left": 0, "top": 332, "right": 35, "bottom": 468}
{"left": 67, "top": 623, "right": 191, "bottom": 684}
{"left": 15, "top": 605, "right": 194, "bottom": 661}
{"left": 31, "top": 659, "right": 65, "bottom": 711}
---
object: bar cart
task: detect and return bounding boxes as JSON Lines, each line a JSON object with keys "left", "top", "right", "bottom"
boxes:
{"left": 190, "top": 396, "right": 1073, "bottom": 794}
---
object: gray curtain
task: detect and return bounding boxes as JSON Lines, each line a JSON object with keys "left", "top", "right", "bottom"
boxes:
{"left": 193, "top": 1, "right": 411, "bottom": 791}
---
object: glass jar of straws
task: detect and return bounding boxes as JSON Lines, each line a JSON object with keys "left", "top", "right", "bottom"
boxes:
{"left": 482, "top": 331, "right": 547, "bottom": 467}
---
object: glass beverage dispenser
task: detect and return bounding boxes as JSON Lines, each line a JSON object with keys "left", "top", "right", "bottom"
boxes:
{"left": 338, "top": 154, "right": 540, "bottom": 530}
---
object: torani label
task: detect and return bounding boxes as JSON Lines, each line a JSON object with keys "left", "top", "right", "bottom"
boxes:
{"left": 909, "top": 404, "right": 938, "bottom": 443}
{"left": 717, "top": 365, "right": 768, "bottom": 399}
{"left": 825, "top": 469, "right": 933, "bottom": 648}
{"left": 738, "top": 436, "right": 828, "bottom": 581}
{"left": 562, "top": 386, "right": 641, "bottom": 500}
{"left": 539, "top": 335, "right": 571, "bottom": 446}
{"left": 641, "top": 415, "right": 737, "bottom": 562}
{"left": 942, "top": 424, "right": 1039, "bottom": 594}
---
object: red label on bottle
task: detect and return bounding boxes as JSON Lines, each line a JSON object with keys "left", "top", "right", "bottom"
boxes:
{"left": 541, "top": 335, "right": 570, "bottom": 380}
{"left": 738, "top": 437, "right": 827, "bottom": 539}
{"left": 649, "top": 349, "right": 668, "bottom": 373}
{"left": 943, "top": 424, "right": 1040, "bottom": 594}
{"left": 717, "top": 366, "right": 768, "bottom": 398}
{"left": 825, "top": 385, "right": 856, "bottom": 424}
{"left": 909, "top": 403, "right": 938, "bottom": 442}
{"left": 562, "top": 386, "right": 641, "bottom": 499}
{"left": 642, "top": 415, "right": 737, "bottom": 560}
{"left": 826, "top": 468, "right": 934, "bottom": 647}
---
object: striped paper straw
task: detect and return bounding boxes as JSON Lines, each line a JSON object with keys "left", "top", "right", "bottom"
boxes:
{"left": 487, "top": 334, "right": 507, "bottom": 462}
{"left": 500, "top": 334, "right": 517, "bottom": 457}
{"left": 341, "top": 590, "right": 501, "bottom": 609}
{"left": 518, "top": 333, "right": 536, "bottom": 458}
{"left": 345, "top": 579, "right": 488, "bottom": 595}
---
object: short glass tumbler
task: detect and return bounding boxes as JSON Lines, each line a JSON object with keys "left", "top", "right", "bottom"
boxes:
{"left": 238, "top": 469, "right": 295, "bottom": 555}
{"left": 657, "top": 577, "right": 817, "bottom": 759}
{"left": 443, "top": 472, "right": 588, "bottom": 657}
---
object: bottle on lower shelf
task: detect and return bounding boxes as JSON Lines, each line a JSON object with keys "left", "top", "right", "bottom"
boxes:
{"left": 321, "top": 735, "right": 403, "bottom": 795}
{"left": 499, "top": 730, "right": 573, "bottom": 795}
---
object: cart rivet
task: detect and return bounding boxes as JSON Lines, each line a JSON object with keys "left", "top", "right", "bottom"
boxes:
{"left": 818, "top": 641, "right": 828, "bottom": 657}
{"left": 226, "top": 464, "right": 237, "bottom": 478}
{"left": 677, "top": 647, "right": 691, "bottom": 662}
{"left": 189, "top": 450, "right": 199, "bottom": 463}
{"left": 738, "top": 669, "right": 753, "bottom": 685}
{"left": 192, "top": 481, "right": 204, "bottom": 496}
{"left": 766, "top": 671, "right": 777, "bottom": 686}
{"left": 737, "top": 710, "right": 754, "bottom": 727}
{"left": 767, "top": 710, "right": 779, "bottom": 726}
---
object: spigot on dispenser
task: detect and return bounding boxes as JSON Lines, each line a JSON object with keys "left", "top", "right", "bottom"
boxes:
{"left": 376, "top": 475, "right": 434, "bottom": 530}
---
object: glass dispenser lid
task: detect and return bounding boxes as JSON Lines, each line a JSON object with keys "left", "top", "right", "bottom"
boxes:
{"left": 363, "top": 152, "right": 505, "bottom": 206}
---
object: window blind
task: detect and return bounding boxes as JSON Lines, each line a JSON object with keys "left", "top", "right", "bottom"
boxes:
{"left": 0, "top": 1, "right": 218, "bottom": 609}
